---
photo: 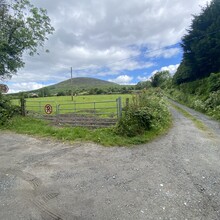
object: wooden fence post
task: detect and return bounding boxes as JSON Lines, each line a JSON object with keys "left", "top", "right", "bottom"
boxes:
{"left": 20, "top": 97, "right": 26, "bottom": 116}
{"left": 117, "top": 97, "right": 122, "bottom": 119}
{"left": 125, "top": 98, "right": 129, "bottom": 109}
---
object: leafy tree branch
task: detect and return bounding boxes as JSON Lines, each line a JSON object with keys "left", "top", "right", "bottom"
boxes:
{"left": 0, "top": 0, "right": 54, "bottom": 79}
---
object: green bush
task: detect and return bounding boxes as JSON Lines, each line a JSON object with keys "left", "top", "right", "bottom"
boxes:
{"left": 204, "top": 91, "right": 220, "bottom": 120}
{"left": 166, "top": 73, "right": 220, "bottom": 121}
{"left": 209, "top": 73, "right": 220, "bottom": 92}
{"left": 115, "top": 89, "right": 171, "bottom": 137}
{"left": 208, "top": 106, "right": 220, "bottom": 120}
{"left": 57, "top": 91, "right": 66, "bottom": 96}
{"left": 192, "top": 99, "right": 206, "bottom": 112}
{"left": 205, "top": 91, "right": 220, "bottom": 109}
{"left": 0, "top": 93, "right": 21, "bottom": 125}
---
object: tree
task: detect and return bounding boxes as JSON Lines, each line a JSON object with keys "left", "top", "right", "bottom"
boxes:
{"left": 57, "top": 91, "right": 66, "bottom": 96}
{"left": 136, "top": 81, "right": 152, "bottom": 90}
{"left": 0, "top": 0, "right": 54, "bottom": 79}
{"left": 39, "top": 87, "right": 50, "bottom": 97}
{"left": 174, "top": 0, "right": 220, "bottom": 84}
{"left": 151, "top": 71, "right": 171, "bottom": 88}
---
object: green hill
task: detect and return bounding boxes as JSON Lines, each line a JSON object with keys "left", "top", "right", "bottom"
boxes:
{"left": 49, "top": 77, "right": 118, "bottom": 92}
{"left": 8, "top": 77, "right": 135, "bottom": 98}
{"left": 30, "top": 77, "right": 124, "bottom": 96}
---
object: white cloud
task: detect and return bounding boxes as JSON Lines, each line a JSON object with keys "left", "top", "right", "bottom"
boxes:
{"left": 146, "top": 47, "right": 181, "bottom": 59}
{"left": 137, "top": 76, "right": 150, "bottom": 82}
{"left": 109, "top": 61, "right": 155, "bottom": 72}
{"left": 26, "top": 0, "right": 212, "bottom": 73}
{"left": 8, "top": 82, "right": 45, "bottom": 94}
{"left": 137, "top": 64, "right": 180, "bottom": 82}
{"left": 160, "top": 64, "right": 180, "bottom": 74}
{"left": 150, "top": 64, "right": 180, "bottom": 77}
{"left": 3, "top": 0, "right": 212, "bottom": 89}
{"left": 108, "top": 75, "right": 133, "bottom": 85}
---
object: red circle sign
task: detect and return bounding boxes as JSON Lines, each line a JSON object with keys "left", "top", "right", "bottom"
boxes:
{"left": 45, "top": 104, "right": 53, "bottom": 114}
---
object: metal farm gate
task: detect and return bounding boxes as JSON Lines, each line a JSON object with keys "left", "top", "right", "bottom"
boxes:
{"left": 25, "top": 98, "right": 122, "bottom": 128}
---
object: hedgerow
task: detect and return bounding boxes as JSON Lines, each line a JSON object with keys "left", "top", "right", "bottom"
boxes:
{"left": 166, "top": 72, "right": 220, "bottom": 120}
{"left": 0, "top": 93, "right": 21, "bottom": 125}
{"left": 115, "top": 89, "right": 171, "bottom": 137}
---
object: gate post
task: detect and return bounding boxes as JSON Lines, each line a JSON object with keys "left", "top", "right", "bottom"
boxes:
{"left": 93, "top": 102, "right": 96, "bottom": 117}
{"left": 125, "top": 98, "right": 129, "bottom": 109}
{"left": 20, "top": 97, "right": 26, "bottom": 116}
{"left": 117, "top": 97, "right": 122, "bottom": 119}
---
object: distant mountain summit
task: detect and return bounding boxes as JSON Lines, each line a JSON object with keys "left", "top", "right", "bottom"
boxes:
{"left": 39, "top": 77, "right": 120, "bottom": 94}
{"left": 53, "top": 77, "right": 117, "bottom": 88}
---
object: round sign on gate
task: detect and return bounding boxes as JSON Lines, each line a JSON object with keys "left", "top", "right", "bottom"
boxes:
{"left": 45, "top": 104, "right": 53, "bottom": 114}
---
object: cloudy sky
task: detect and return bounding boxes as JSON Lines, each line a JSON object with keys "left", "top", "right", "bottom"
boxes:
{"left": 3, "top": 0, "right": 211, "bottom": 93}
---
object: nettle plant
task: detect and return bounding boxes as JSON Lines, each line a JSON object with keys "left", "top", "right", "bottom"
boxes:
{"left": 115, "top": 89, "right": 171, "bottom": 137}
{"left": 0, "top": 93, "right": 20, "bottom": 125}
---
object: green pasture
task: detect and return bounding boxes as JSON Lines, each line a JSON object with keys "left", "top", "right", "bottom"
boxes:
{"left": 12, "top": 94, "right": 132, "bottom": 117}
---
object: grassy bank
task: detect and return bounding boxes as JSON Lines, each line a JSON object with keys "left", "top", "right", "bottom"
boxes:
{"left": 0, "top": 115, "right": 172, "bottom": 146}
{"left": 166, "top": 72, "right": 220, "bottom": 120}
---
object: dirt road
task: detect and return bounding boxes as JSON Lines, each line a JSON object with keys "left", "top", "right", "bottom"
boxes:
{"left": 0, "top": 103, "right": 220, "bottom": 220}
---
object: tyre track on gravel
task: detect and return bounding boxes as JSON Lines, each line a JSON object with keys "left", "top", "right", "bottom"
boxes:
{"left": 2, "top": 169, "right": 63, "bottom": 220}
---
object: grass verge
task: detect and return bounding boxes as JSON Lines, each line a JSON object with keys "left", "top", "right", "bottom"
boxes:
{"left": 0, "top": 116, "right": 172, "bottom": 147}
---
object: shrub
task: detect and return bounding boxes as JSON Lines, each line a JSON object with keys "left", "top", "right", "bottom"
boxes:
{"left": 204, "top": 91, "right": 220, "bottom": 120}
{"left": 208, "top": 106, "right": 220, "bottom": 120}
{"left": 0, "top": 93, "right": 21, "bottom": 125}
{"left": 115, "top": 89, "right": 171, "bottom": 137}
{"left": 209, "top": 73, "right": 220, "bottom": 92}
{"left": 193, "top": 99, "right": 206, "bottom": 112}
{"left": 57, "top": 91, "right": 66, "bottom": 96}
{"left": 205, "top": 91, "right": 220, "bottom": 109}
{"left": 166, "top": 73, "right": 220, "bottom": 121}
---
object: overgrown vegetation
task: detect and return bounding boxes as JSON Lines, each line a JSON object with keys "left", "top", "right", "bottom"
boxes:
{"left": 135, "top": 71, "right": 220, "bottom": 121}
{"left": 133, "top": 0, "right": 220, "bottom": 121}
{"left": 115, "top": 89, "right": 171, "bottom": 137}
{"left": 167, "top": 72, "right": 220, "bottom": 120}
{"left": 0, "top": 115, "right": 171, "bottom": 146}
{"left": 0, "top": 93, "right": 20, "bottom": 125}
{"left": 0, "top": 91, "right": 172, "bottom": 146}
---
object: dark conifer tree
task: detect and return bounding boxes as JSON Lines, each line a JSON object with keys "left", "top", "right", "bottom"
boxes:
{"left": 174, "top": 0, "right": 220, "bottom": 84}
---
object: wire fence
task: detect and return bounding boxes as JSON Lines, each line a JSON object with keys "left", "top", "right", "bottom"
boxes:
{"left": 23, "top": 97, "right": 122, "bottom": 128}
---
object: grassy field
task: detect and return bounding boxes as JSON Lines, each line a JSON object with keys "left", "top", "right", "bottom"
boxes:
{"left": 12, "top": 94, "right": 131, "bottom": 103}
{"left": 12, "top": 94, "right": 132, "bottom": 117}
{"left": 2, "top": 92, "right": 172, "bottom": 146}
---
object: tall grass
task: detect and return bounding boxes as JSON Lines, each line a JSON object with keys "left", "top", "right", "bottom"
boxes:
{"left": 1, "top": 116, "right": 171, "bottom": 146}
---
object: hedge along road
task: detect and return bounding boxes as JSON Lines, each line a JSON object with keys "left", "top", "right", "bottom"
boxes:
{"left": 0, "top": 102, "right": 220, "bottom": 220}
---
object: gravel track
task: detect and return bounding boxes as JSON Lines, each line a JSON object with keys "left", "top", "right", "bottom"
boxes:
{"left": 0, "top": 105, "right": 220, "bottom": 220}
{"left": 169, "top": 99, "right": 220, "bottom": 137}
